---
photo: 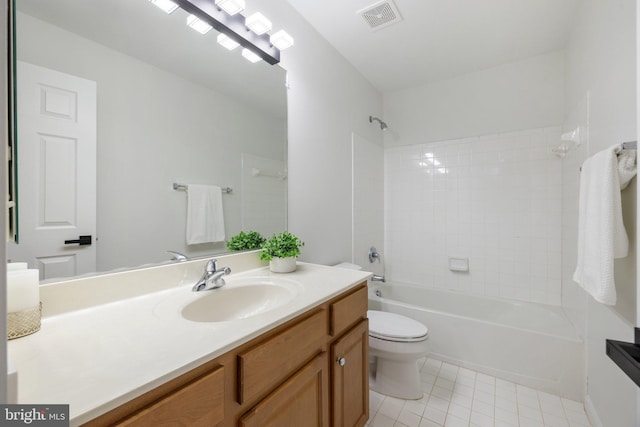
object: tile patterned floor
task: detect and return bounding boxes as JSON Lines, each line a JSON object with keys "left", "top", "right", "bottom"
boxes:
{"left": 366, "top": 358, "right": 592, "bottom": 427}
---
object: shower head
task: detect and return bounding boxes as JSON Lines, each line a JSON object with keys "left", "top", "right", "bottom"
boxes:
{"left": 369, "top": 115, "right": 388, "bottom": 131}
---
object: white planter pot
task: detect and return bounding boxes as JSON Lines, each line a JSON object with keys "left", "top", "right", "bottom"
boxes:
{"left": 269, "top": 257, "right": 297, "bottom": 273}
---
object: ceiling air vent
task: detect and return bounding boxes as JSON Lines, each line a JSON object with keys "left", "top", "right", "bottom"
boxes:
{"left": 357, "top": 0, "right": 402, "bottom": 31}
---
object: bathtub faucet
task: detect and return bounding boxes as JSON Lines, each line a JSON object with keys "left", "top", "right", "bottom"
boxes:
{"left": 371, "top": 274, "right": 386, "bottom": 283}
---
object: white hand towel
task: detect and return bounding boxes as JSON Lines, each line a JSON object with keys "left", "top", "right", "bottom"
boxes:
{"left": 573, "top": 145, "right": 637, "bottom": 305}
{"left": 186, "top": 184, "right": 225, "bottom": 245}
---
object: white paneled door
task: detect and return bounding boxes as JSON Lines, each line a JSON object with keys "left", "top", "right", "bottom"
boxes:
{"left": 7, "top": 61, "right": 97, "bottom": 280}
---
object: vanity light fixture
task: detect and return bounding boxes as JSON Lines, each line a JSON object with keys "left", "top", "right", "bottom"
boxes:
{"left": 149, "top": 0, "right": 179, "bottom": 14}
{"left": 217, "top": 33, "right": 240, "bottom": 50}
{"left": 187, "top": 14, "right": 213, "bottom": 34}
{"left": 245, "top": 12, "right": 272, "bottom": 35}
{"left": 215, "top": 0, "right": 245, "bottom": 16}
{"left": 159, "top": 0, "right": 290, "bottom": 64}
{"left": 270, "top": 30, "right": 294, "bottom": 50}
{"left": 242, "top": 48, "right": 262, "bottom": 63}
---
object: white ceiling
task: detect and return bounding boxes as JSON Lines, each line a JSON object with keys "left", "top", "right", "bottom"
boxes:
{"left": 287, "top": 0, "right": 582, "bottom": 93}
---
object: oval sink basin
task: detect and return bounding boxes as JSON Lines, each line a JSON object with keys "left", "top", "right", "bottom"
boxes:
{"left": 181, "top": 281, "right": 298, "bottom": 323}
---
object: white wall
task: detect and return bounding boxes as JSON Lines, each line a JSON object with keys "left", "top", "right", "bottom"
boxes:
{"left": 383, "top": 51, "right": 565, "bottom": 146}
{"left": 353, "top": 133, "right": 384, "bottom": 276}
{"left": 252, "top": 0, "right": 384, "bottom": 265}
{"left": 380, "top": 51, "right": 565, "bottom": 303}
{"left": 16, "top": 13, "right": 286, "bottom": 271}
{"left": 384, "top": 127, "right": 563, "bottom": 304}
{"left": 563, "top": 0, "right": 637, "bottom": 426}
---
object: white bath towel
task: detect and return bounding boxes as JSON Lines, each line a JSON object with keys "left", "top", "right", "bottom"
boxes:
{"left": 573, "top": 145, "right": 636, "bottom": 305}
{"left": 186, "top": 184, "right": 225, "bottom": 245}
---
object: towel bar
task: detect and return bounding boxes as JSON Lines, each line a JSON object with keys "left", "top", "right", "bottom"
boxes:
{"left": 173, "top": 183, "right": 232, "bottom": 193}
{"left": 553, "top": 139, "right": 637, "bottom": 159}
{"left": 577, "top": 141, "right": 638, "bottom": 172}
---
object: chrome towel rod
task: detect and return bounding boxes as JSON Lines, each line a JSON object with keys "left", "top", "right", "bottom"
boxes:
{"left": 621, "top": 141, "right": 637, "bottom": 150}
{"left": 578, "top": 141, "right": 638, "bottom": 172}
{"left": 173, "top": 183, "right": 232, "bottom": 193}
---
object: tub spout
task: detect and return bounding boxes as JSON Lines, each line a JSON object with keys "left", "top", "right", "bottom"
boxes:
{"left": 372, "top": 274, "right": 386, "bottom": 283}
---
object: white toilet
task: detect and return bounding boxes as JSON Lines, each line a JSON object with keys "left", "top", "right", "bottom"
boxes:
{"left": 368, "top": 310, "right": 430, "bottom": 399}
{"left": 332, "top": 262, "right": 430, "bottom": 399}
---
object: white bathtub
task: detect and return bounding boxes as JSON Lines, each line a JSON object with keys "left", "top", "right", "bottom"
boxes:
{"left": 368, "top": 283, "right": 584, "bottom": 400}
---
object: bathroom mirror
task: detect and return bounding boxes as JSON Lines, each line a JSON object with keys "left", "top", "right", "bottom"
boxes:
{"left": 8, "top": 0, "right": 288, "bottom": 279}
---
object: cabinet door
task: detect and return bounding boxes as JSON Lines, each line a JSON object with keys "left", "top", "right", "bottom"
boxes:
{"left": 330, "top": 285, "right": 367, "bottom": 337}
{"left": 240, "top": 353, "right": 329, "bottom": 427}
{"left": 331, "top": 319, "right": 369, "bottom": 427}
{"left": 118, "top": 366, "right": 224, "bottom": 427}
{"left": 238, "top": 309, "right": 327, "bottom": 404}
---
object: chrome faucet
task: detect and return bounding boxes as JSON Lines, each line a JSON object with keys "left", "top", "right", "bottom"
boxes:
{"left": 167, "top": 250, "right": 188, "bottom": 262}
{"left": 192, "top": 259, "right": 231, "bottom": 292}
{"left": 371, "top": 274, "right": 386, "bottom": 283}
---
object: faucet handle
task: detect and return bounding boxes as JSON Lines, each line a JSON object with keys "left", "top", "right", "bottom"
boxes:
{"left": 205, "top": 259, "right": 218, "bottom": 273}
{"left": 369, "top": 246, "right": 381, "bottom": 263}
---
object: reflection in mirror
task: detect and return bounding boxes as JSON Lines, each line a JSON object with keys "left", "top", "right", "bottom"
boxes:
{"left": 8, "top": 0, "right": 288, "bottom": 281}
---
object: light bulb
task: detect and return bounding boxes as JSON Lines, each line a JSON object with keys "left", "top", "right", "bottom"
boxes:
{"left": 242, "top": 48, "right": 262, "bottom": 63}
{"left": 270, "top": 30, "right": 294, "bottom": 50}
{"left": 245, "top": 12, "right": 272, "bottom": 35}
{"left": 148, "top": 0, "right": 178, "bottom": 14}
{"left": 217, "top": 34, "right": 240, "bottom": 51}
{"left": 186, "top": 15, "right": 212, "bottom": 35}
{"left": 215, "top": 0, "right": 245, "bottom": 16}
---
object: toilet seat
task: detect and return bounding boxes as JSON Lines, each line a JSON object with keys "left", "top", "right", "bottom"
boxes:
{"left": 368, "top": 310, "right": 428, "bottom": 343}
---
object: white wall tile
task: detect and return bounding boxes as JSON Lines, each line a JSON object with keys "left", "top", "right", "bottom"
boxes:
{"left": 385, "top": 127, "right": 563, "bottom": 304}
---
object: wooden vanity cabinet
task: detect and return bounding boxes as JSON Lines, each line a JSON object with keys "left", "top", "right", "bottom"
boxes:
{"left": 118, "top": 366, "right": 225, "bottom": 427}
{"left": 84, "top": 282, "right": 368, "bottom": 427}
{"left": 331, "top": 320, "right": 369, "bottom": 427}
{"left": 237, "top": 309, "right": 328, "bottom": 405}
{"left": 239, "top": 283, "right": 369, "bottom": 427}
{"left": 329, "top": 285, "right": 369, "bottom": 427}
{"left": 239, "top": 353, "right": 329, "bottom": 427}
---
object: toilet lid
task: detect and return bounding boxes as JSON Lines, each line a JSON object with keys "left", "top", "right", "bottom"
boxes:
{"left": 368, "top": 310, "right": 428, "bottom": 342}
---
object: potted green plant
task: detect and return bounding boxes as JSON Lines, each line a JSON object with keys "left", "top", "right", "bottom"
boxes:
{"left": 226, "top": 230, "right": 266, "bottom": 252}
{"left": 259, "top": 232, "right": 305, "bottom": 273}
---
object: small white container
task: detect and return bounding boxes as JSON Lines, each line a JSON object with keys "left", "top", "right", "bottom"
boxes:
{"left": 269, "top": 257, "right": 297, "bottom": 273}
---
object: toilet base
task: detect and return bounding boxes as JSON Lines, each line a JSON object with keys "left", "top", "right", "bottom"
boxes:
{"left": 369, "top": 357, "right": 423, "bottom": 400}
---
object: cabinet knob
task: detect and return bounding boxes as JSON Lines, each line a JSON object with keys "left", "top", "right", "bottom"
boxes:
{"left": 336, "top": 357, "right": 346, "bottom": 367}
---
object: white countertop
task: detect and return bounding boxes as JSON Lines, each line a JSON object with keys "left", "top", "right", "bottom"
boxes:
{"left": 8, "top": 257, "right": 370, "bottom": 426}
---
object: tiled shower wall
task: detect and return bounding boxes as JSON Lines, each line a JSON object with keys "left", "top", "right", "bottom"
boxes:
{"left": 384, "top": 127, "right": 563, "bottom": 305}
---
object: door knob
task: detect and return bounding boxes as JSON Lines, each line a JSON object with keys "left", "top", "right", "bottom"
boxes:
{"left": 336, "top": 357, "right": 346, "bottom": 367}
{"left": 64, "top": 235, "right": 92, "bottom": 246}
